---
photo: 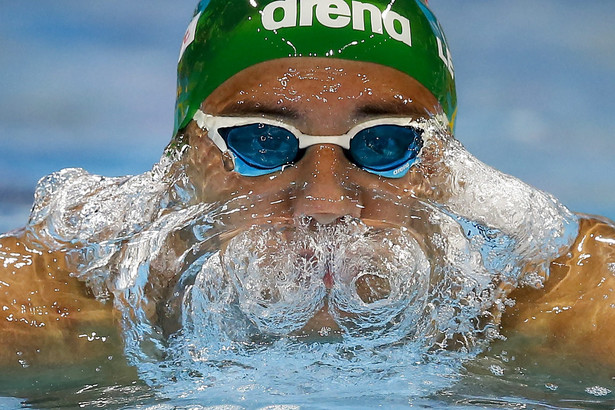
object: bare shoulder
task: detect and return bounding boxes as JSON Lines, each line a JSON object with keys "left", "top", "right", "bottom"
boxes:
{"left": 501, "top": 216, "right": 615, "bottom": 365}
{"left": 0, "top": 230, "right": 121, "bottom": 367}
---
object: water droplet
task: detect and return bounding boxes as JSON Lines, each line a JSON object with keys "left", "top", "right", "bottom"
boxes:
{"left": 585, "top": 385, "right": 611, "bottom": 396}
{"left": 488, "top": 364, "right": 504, "bottom": 376}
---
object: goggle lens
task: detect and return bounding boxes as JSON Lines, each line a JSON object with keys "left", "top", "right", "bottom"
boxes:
{"left": 220, "top": 124, "right": 300, "bottom": 170}
{"left": 349, "top": 125, "right": 422, "bottom": 172}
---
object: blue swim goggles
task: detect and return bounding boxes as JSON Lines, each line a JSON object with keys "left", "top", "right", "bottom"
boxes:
{"left": 194, "top": 110, "right": 425, "bottom": 178}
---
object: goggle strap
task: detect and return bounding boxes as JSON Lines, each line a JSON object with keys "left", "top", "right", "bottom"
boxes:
{"left": 194, "top": 110, "right": 229, "bottom": 153}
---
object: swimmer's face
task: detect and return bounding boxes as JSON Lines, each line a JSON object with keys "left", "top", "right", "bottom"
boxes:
{"left": 172, "top": 60, "right": 491, "bottom": 338}
{"left": 185, "top": 58, "right": 448, "bottom": 229}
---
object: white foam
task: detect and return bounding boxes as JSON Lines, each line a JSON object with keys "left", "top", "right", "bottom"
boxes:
{"left": 441, "top": 137, "right": 577, "bottom": 264}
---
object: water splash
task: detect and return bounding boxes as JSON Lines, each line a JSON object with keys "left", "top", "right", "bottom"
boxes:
{"left": 19, "top": 119, "right": 579, "bottom": 403}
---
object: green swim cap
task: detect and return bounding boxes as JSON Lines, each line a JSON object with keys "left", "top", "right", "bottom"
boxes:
{"left": 174, "top": 0, "right": 456, "bottom": 138}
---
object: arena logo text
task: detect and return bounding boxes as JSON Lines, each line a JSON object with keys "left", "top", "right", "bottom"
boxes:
{"left": 261, "top": 0, "right": 412, "bottom": 47}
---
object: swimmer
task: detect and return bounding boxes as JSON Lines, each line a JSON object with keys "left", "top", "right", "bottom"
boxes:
{"left": 1, "top": 0, "right": 614, "bottom": 374}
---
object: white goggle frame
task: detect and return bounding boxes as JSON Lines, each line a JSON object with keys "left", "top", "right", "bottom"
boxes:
{"left": 193, "top": 109, "right": 429, "bottom": 177}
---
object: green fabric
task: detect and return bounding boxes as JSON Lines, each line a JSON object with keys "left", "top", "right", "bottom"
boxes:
{"left": 174, "top": 0, "right": 456, "bottom": 139}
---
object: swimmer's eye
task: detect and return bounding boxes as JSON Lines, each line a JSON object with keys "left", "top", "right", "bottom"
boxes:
{"left": 197, "top": 112, "right": 424, "bottom": 178}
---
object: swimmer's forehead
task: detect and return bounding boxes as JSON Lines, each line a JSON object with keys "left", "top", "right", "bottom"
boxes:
{"left": 202, "top": 58, "right": 442, "bottom": 126}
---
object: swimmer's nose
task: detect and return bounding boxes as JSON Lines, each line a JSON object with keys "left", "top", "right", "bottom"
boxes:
{"left": 292, "top": 145, "right": 362, "bottom": 224}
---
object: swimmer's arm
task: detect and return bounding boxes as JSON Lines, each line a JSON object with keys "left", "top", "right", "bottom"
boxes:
{"left": 501, "top": 217, "right": 615, "bottom": 366}
{"left": 0, "top": 232, "right": 125, "bottom": 368}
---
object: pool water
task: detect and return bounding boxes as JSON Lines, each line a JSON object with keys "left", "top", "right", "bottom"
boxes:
{"left": 1, "top": 339, "right": 613, "bottom": 408}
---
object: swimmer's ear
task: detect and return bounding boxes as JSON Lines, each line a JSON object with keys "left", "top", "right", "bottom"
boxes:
{"left": 221, "top": 151, "right": 235, "bottom": 172}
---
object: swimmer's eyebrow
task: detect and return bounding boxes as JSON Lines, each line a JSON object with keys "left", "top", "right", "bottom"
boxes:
{"left": 354, "top": 102, "right": 425, "bottom": 118}
{"left": 218, "top": 101, "right": 300, "bottom": 119}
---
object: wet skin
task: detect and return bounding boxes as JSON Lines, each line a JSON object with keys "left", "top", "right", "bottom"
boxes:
{"left": 1, "top": 58, "right": 615, "bottom": 368}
